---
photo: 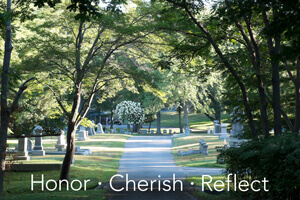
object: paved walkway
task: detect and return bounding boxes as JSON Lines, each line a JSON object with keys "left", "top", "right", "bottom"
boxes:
{"left": 106, "top": 136, "right": 224, "bottom": 200}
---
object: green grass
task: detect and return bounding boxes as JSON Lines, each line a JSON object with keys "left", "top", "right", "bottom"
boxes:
{"left": 172, "top": 133, "right": 226, "bottom": 168}
{"left": 143, "top": 111, "right": 230, "bottom": 131}
{"left": 4, "top": 134, "right": 131, "bottom": 199}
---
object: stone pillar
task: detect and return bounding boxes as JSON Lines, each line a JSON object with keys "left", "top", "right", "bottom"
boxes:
{"left": 213, "top": 120, "right": 220, "bottom": 134}
{"left": 207, "top": 127, "right": 211, "bottom": 134}
{"left": 97, "top": 123, "right": 104, "bottom": 134}
{"left": 55, "top": 130, "right": 66, "bottom": 151}
{"left": 219, "top": 123, "right": 229, "bottom": 139}
{"left": 32, "top": 126, "right": 45, "bottom": 156}
{"left": 14, "top": 135, "right": 30, "bottom": 160}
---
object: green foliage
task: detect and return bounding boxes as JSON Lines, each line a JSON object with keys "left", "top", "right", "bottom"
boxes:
{"left": 217, "top": 133, "right": 300, "bottom": 200}
{"left": 79, "top": 118, "right": 95, "bottom": 128}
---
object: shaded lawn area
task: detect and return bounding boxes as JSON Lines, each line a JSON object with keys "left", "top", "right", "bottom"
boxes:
{"left": 172, "top": 133, "right": 226, "bottom": 168}
{"left": 143, "top": 111, "right": 230, "bottom": 131}
{"left": 4, "top": 134, "right": 131, "bottom": 199}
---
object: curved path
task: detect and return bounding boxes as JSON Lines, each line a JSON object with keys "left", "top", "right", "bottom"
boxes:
{"left": 107, "top": 136, "right": 224, "bottom": 200}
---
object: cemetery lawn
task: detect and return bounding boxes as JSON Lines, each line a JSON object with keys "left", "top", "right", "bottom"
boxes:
{"left": 143, "top": 112, "right": 230, "bottom": 130}
{"left": 172, "top": 133, "right": 226, "bottom": 168}
{"left": 4, "top": 134, "right": 131, "bottom": 199}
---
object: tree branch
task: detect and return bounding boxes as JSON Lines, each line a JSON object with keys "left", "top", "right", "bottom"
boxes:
{"left": 10, "top": 77, "right": 36, "bottom": 114}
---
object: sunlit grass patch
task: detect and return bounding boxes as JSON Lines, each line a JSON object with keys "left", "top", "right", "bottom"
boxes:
{"left": 172, "top": 133, "right": 226, "bottom": 168}
{"left": 4, "top": 133, "right": 131, "bottom": 199}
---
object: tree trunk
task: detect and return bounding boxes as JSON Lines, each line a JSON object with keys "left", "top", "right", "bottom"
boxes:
{"left": 178, "top": 106, "right": 183, "bottom": 133}
{"left": 262, "top": 10, "right": 282, "bottom": 135}
{"left": 137, "top": 124, "right": 141, "bottom": 134}
{"left": 110, "top": 108, "right": 114, "bottom": 132}
{"left": 294, "top": 58, "right": 300, "bottom": 132}
{"left": 0, "top": 0, "right": 12, "bottom": 196}
{"left": 183, "top": 101, "right": 189, "bottom": 135}
{"left": 148, "top": 116, "right": 152, "bottom": 132}
{"left": 156, "top": 111, "right": 161, "bottom": 134}
{"left": 215, "top": 110, "right": 221, "bottom": 122}
{"left": 132, "top": 124, "right": 137, "bottom": 133}
{"left": 257, "top": 82, "right": 270, "bottom": 137}
{"left": 59, "top": 122, "right": 76, "bottom": 180}
{"left": 181, "top": 6, "right": 257, "bottom": 138}
{"left": 59, "top": 82, "right": 81, "bottom": 180}
{"left": 127, "top": 124, "right": 130, "bottom": 133}
{"left": 271, "top": 40, "right": 282, "bottom": 135}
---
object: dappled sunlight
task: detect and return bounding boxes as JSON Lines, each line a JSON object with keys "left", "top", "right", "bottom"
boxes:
{"left": 84, "top": 138, "right": 128, "bottom": 142}
{"left": 123, "top": 147, "right": 170, "bottom": 152}
{"left": 80, "top": 146, "right": 124, "bottom": 152}
{"left": 173, "top": 143, "right": 198, "bottom": 150}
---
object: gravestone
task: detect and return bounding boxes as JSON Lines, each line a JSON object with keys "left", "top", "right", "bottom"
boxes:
{"left": 163, "top": 130, "right": 167, "bottom": 134}
{"left": 87, "top": 127, "right": 94, "bottom": 136}
{"left": 229, "top": 121, "right": 245, "bottom": 147}
{"left": 55, "top": 130, "right": 66, "bottom": 151}
{"left": 169, "top": 129, "right": 172, "bottom": 134}
{"left": 150, "top": 130, "right": 154, "bottom": 134}
{"left": 14, "top": 135, "right": 30, "bottom": 160}
{"left": 219, "top": 123, "right": 229, "bottom": 139}
{"left": 78, "top": 128, "right": 88, "bottom": 141}
{"left": 213, "top": 120, "right": 220, "bottom": 134}
{"left": 199, "top": 139, "right": 208, "bottom": 155}
{"left": 32, "top": 126, "right": 45, "bottom": 156}
{"left": 142, "top": 130, "right": 147, "bottom": 134}
{"left": 178, "top": 149, "right": 200, "bottom": 156}
{"left": 207, "top": 127, "right": 211, "bottom": 134}
{"left": 97, "top": 123, "right": 104, "bottom": 134}
{"left": 27, "top": 139, "right": 33, "bottom": 153}
{"left": 91, "top": 121, "right": 96, "bottom": 135}
{"left": 202, "top": 144, "right": 208, "bottom": 155}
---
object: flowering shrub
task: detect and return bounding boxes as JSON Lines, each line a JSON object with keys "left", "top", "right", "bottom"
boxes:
{"left": 115, "top": 101, "right": 145, "bottom": 124}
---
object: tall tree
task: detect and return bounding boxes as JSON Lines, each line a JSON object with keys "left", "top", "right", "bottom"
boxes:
{"left": 17, "top": 3, "right": 153, "bottom": 180}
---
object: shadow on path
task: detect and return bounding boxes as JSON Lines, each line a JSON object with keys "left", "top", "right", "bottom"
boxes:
{"left": 105, "top": 136, "right": 224, "bottom": 200}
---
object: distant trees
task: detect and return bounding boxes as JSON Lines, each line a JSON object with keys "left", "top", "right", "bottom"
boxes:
{"left": 141, "top": 0, "right": 300, "bottom": 137}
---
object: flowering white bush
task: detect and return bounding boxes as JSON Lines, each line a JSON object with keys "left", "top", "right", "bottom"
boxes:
{"left": 115, "top": 101, "right": 145, "bottom": 124}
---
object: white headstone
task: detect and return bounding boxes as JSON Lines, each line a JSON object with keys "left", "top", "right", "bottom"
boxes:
{"left": 207, "top": 127, "right": 211, "bottom": 134}
{"left": 32, "top": 126, "right": 45, "bottom": 156}
{"left": 97, "top": 123, "right": 104, "bottom": 134}
{"left": 55, "top": 130, "right": 66, "bottom": 151}
{"left": 219, "top": 123, "right": 229, "bottom": 139}
{"left": 78, "top": 130, "right": 88, "bottom": 141}
{"left": 14, "top": 135, "right": 30, "bottom": 160}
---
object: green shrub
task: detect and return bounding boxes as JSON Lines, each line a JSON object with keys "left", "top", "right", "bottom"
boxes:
{"left": 217, "top": 133, "right": 300, "bottom": 200}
